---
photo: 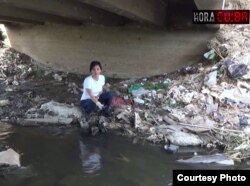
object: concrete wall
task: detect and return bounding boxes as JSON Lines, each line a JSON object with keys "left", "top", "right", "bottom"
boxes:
{"left": 6, "top": 24, "right": 216, "bottom": 78}
{"left": 194, "top": 0, "right": 225, "bottom": 10}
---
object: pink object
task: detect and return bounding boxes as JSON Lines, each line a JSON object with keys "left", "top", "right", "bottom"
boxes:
{"left": 111, "top": 96, "right": 131, "bottom": 107}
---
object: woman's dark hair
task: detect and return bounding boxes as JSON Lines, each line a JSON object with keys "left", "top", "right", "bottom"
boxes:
{"left": 89, "top": 60, "right": 102, "bottom": 72}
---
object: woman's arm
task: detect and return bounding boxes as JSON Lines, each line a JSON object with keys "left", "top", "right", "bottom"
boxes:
{"left": 86, "top": 89, "right": 99, "bottom": 103}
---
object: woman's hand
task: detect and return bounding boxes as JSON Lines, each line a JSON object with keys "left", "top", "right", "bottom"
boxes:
{"left": 96, "top": 101, "right": 104, "bottom": 109}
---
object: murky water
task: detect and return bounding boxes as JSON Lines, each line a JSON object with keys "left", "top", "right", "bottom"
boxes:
{"left": 0, "top": 124, "right": 241, "bottom": 186}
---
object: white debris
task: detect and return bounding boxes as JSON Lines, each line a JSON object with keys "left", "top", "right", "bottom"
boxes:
{"left": 134, "top": 112, "right": 142, "bottom": 129}
{"left": 133, "top": 97, "right": 144, "bottom": 104}
{"left": 204, "top": 71, "right": 217, "bottom": 87}
{"left": 53, "top": 73, "right": 63, "bottom": 81}
{"left": 131, "top": 87, "right": 149, "bottom": 97}
{"left": 216, "top": 160, "right": 234, "bottom": 166}
{"left": 0, "top": 99, "right": 10, "bottom": 106}
{"left": 0, "top": 148, "right": 20, "bottom": 167}
{"left": 219, "top": 88, "right": 250, "bottom": 105}
{"left": 204, "top": 49, "right": 216, "bottom": 60}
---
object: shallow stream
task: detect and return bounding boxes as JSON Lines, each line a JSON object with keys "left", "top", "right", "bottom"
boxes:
{"left": 0, "top": 125, "right": 244, "bottom": 186}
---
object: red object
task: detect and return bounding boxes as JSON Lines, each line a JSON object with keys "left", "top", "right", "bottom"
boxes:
{"left": 216, "top": 10, "right": 249, "bottom": 24}
{"left": 193, "top": 10, "right": 249, "bottom": 24}
{"left": 111, "top": 96, "right": 131, "bottom": 107}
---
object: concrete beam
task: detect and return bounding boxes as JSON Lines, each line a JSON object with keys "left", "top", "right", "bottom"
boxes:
{"left": 194, "top": 0, "right": 225, "bottom": 10}
{"left": 77, "top": 0, "right": 167, "bottom": 26}
{"left": 0, "top": 15, "right": 43, "bottom": 25}
{"left": 0, "top": 4, "right": 82, "bottom": 25}
{"left": 6, "top": 24, "right": 216, "bottom": 78}
{"left": 0, "top": 0, "right": 124, "bottom": 25}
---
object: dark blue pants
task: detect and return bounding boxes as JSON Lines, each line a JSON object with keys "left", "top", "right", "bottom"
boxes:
{"left": 80, "top": 91, "right": 113, "bottom": 114}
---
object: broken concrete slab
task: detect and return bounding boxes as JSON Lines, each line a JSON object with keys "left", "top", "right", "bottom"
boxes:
{"left": 40, "top": 101, "right": 83, "bottom": 119}
{"left": 0, "top": 149, "right": 20, "bottom": 167}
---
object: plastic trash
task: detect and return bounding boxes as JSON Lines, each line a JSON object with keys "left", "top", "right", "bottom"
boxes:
{"left": 131, "top": 87, "right": 150, "bottom": 97}
{"left": 128, "top": 84, "right": 143, "bottom": 93}
{"left": 239, "top": 115, "right": 249, "bottom": 127}
{"left": 164, "top": 144, "right": 179, "bottom": 154}
{"left": 204, "top": 71, "right": 217, "bottom": 87}
{"left": 134, "top": 97, "right": 145, "bottom": 104}
{"left": 224, "top": 60, "right": 248, "bottom": 78}
{"left": 204, "top": 49, "right": 217, "bottom": 60}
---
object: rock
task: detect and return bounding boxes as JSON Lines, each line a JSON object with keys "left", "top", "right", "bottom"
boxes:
{"left": 227, "top": 62, "right": 247, "bottom": 78}
{"left": 91, "top": 127, "right": 99, "bottom": 136}
{"left": 147, "top": 134, "right": 159, "bottom": 143}
{"left": 167, "top": 131, "right": 203, "bottom": 146}
{"left": 239, "top": 115, "right": 249, "bottom": 127}
{"left": 98, "top": 116, "right": 108, "bottom": 133}
{"left": 0, "top": 149, "right": 20, "bottom": 167}
{"left": 79, "top": 120, "right": 89, "bottom": 131}
{"left": 180, "top": 66, "right": 197, "bottom": 75}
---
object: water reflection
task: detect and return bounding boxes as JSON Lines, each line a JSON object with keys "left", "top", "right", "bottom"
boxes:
{"left": 79, "top": 140, "right": 102, "bottom": 174}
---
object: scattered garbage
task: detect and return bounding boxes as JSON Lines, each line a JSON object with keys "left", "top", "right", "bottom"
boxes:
{"left": 1, "top": 11, "right": 250, "bottom": 162}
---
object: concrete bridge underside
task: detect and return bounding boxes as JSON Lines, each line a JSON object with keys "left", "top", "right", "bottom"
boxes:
{"left": 0, "top": 0, "right": 225, "bottom": 78}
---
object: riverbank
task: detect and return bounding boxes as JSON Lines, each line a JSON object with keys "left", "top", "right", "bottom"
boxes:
{"left": 1, "top": 16, "right": 250, "bottom": 163}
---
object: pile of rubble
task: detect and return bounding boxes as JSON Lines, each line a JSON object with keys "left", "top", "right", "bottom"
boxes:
{"left": 0, "top": 44, "right": 84, "bottom": 122}
{"left": 0, "top": 48, "right": 34, "bottom": 86}
{"left": 106, "top": 24, "right": 250, "bottom": 161}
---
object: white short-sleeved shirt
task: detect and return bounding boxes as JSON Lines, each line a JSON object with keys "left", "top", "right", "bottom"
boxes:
{"left": 81, "top": 75, "right": 105, "bottom": 100}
